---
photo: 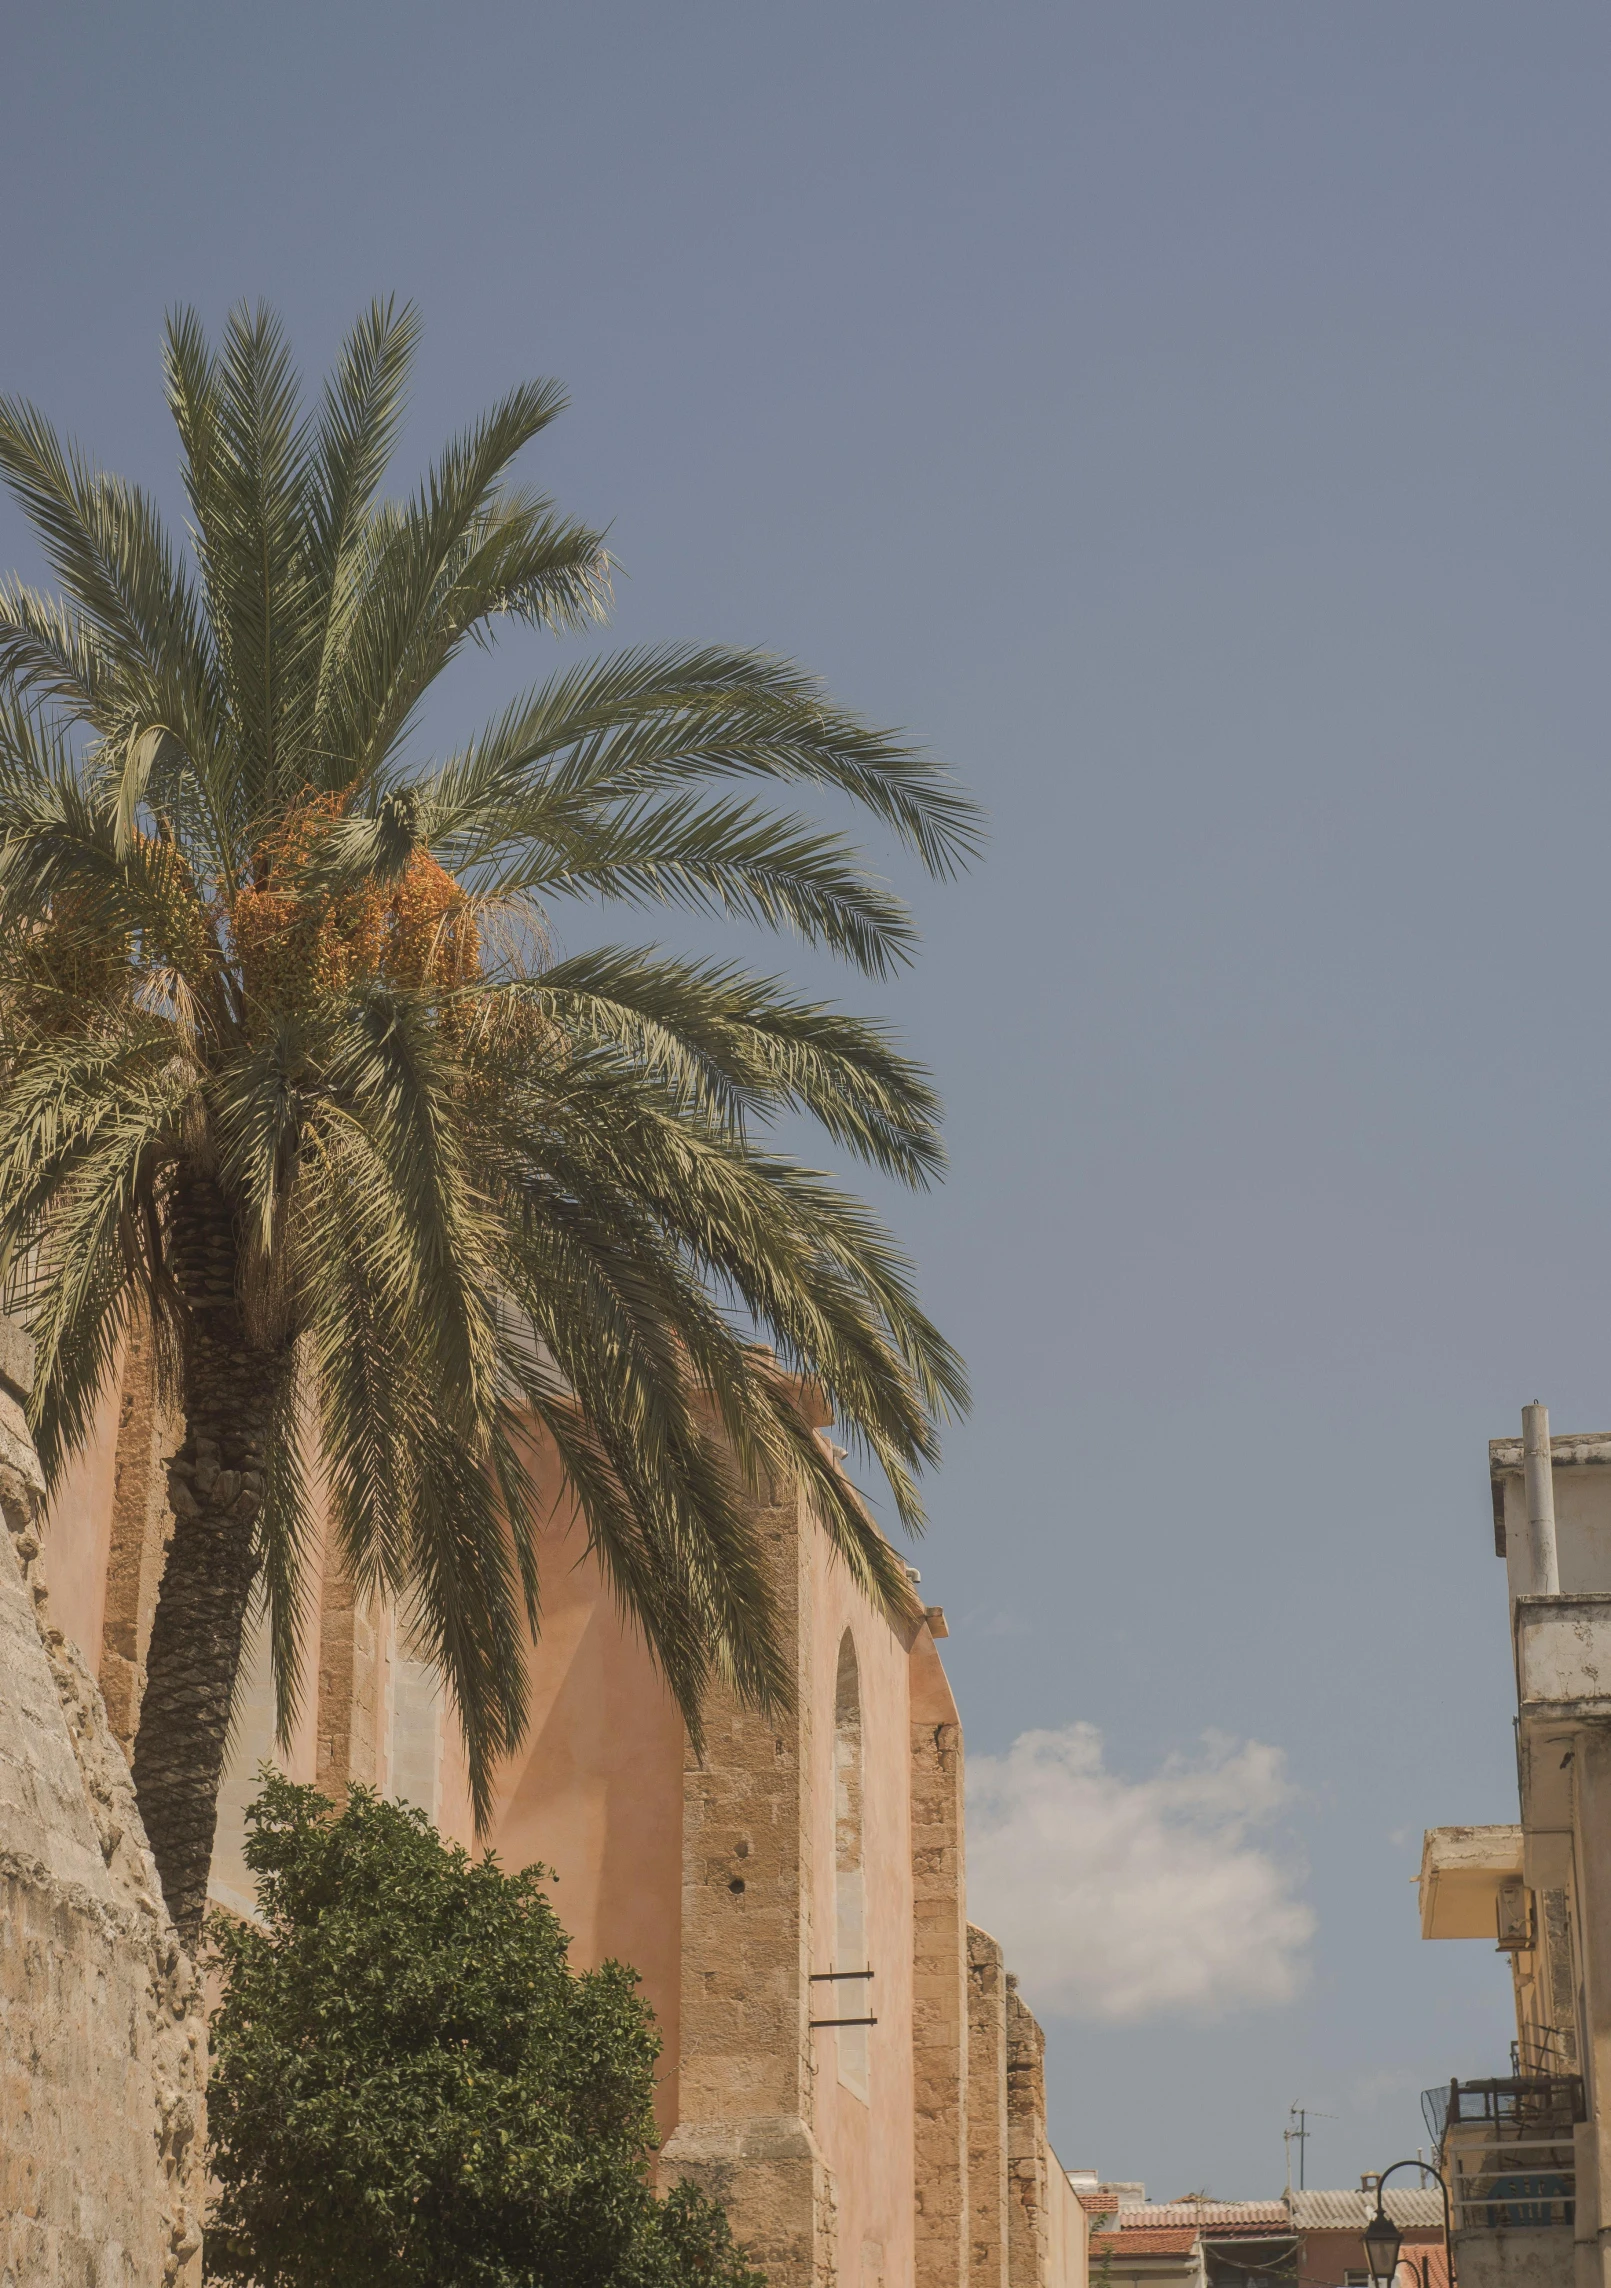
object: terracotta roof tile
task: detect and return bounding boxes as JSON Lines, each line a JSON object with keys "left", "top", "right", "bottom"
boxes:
{"left": 1137, "top": 2204, "right": 1290, "bottom": 2230}
{"left": 1290, "top": 2192, "right": 1444, "bottom": 2231}
{"left": 1091, "top": 2229, "right": 1204, "bottom": 2255}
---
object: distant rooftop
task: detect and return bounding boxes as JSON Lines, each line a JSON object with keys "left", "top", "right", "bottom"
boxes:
{"left": 1085, "top": 2190, "right": 1444, "bottom": 2236}
{"left": 1089, "top": 2228, "right": 1204, "bottom": 2256}
{"left": 1289, "top": 2191, "right": 1444, "bottom": 2231}
{"left": 1121, "top": 2203, "right": 1289, "bottom": 2230}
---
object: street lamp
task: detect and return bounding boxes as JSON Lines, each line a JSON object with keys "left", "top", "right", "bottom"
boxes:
{"left": 1362, "top": 2202, "right": 1402, "bottom": 2287}
{"left": 1366, "top": 2161, "right": 1456, "bottom": 2288}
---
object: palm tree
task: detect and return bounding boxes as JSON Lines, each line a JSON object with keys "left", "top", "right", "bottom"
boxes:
{"left": 0, "top": 301, "right": 977, "bottom": 1948}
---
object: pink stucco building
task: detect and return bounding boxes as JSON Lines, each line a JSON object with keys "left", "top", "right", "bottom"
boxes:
{"left": 44, "top": 1324, "right": 1085, "bottom": 2288}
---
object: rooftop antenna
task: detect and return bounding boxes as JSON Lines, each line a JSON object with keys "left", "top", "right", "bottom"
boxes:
{"left": 1284, "top": 2105, "right": 1335, "bottom": 2195}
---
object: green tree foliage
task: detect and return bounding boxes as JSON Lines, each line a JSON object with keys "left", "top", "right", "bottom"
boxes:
{"left": 206, "top": 1774, "right": 764, "bottom": 2287}
{"left": 0, "top": 300, "right": 977, "bottom": 1945}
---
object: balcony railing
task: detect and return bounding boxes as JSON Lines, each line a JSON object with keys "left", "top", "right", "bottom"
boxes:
{"left": 1422, "top": 2079, "right": 1585, "bottom": 2234}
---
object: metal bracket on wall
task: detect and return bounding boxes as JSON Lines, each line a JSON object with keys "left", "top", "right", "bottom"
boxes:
{"left": 809, "top": 1968, "right": 875, "bottom": 2024}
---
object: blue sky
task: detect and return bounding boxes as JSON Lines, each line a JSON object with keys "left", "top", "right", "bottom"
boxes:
{"left": 9, "top": 0, "right": 1611, "bottom": 2196}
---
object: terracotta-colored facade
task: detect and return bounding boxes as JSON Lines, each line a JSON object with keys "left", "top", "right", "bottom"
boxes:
{"left": 43, "top": 1331, "right": 1086, "bottom": 2288}
{"left": 1298, "top": 2226, "right": 1448, "bottom": 2288}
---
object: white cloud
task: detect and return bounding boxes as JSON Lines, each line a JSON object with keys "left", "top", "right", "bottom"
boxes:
{"left": 966, "top": 1723, "right": 1316, "bottom": 2024}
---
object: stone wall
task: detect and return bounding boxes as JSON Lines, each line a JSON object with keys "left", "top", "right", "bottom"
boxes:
{"left": 1007, "top": 1976, "right": 1052, "bottom": 2288}
{"left": 0, "top": 1321, "right": 206, "bottom": 2286}
{"left": 911, "top": 1630, "right": 969, "bottom": 2288}
{"left": 968, "top": 1925, "right": 1012, "bottom": 2288}
{"left": 660, "top": 1477, "right": 838, "bottom": 2288}
{"left": 657, "top": 1445, "right": 1082, "bottom": 2288}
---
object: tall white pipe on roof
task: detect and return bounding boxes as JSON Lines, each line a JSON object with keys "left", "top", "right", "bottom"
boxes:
{"left": 1523, "top": 1400, "right": 1560, "bottom": 1596}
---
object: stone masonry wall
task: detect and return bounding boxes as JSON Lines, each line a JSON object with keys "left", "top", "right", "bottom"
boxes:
{"left": 967, "top": 1925, "right": 1011, "bottom": 2288}
{"left": 911, "top": 1631, "right": 969, "bottom": 2288}
{"left": 0, "top": 1319, "right": 206, "bottom": 2285}
{"left": 1006, "top": 1976, "right": 1051, "bottom": 2288}
{"left": 660, "top": 1478, "right": 838, "bottom": 2288}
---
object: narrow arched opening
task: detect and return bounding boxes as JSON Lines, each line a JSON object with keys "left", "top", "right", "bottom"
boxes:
{"left": 833, "top": 1628, "right": 869, "bottom": 2099}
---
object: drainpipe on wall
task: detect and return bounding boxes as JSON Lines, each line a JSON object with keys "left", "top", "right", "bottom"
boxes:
{"left": 1523, "top": 1402, "right": 1561, "bottom": 1598}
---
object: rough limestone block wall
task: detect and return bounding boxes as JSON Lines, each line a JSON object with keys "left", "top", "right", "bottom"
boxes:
{"left": 967, "top": 1925, "right": 1011, "bottom": 2288}
{"left": 660, "top": 1478, "right": 839, "bottom": 2288}
{"left": 910, "top": 1629, "right": 969, "bottom": 2288}
{"left": 99, "top": 1314, "right": 178, "bottom": 1755}
{"left": 0, "top": 1325, "right": 206, "bottom": 2286}
{"left": 1005, "top": 1977, "right": 1050, "bottom": 2288}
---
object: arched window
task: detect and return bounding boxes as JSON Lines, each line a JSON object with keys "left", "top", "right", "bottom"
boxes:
{"left": 834, "top": 1628, "right": 869, "bottom": 2099}
{"left": 389, "top": 1612, "right": 444, "bottom": 1823}
{"left": 208, "top": 1601, "right": 278, "bottom": 1919}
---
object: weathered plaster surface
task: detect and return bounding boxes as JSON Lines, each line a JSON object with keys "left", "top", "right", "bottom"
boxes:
{"left": 1042, "top": 2158, "right": 1087, "bottom": 2288}
{"left": 476, "top": 1477, "right": 686, "bottom": 2142}
{"left": 0, "top": 1349, "right": 206, "bottom": 2286}
{"left": 36, "top": 1334, "right": 122, "bottom": 1678}
{"left": 1450, "top": 2230, "right": 1575, "bottom": 2288}
{"left": 802, "top": 1516, "right": 919, "bottom": 2288}
{"left": 97, "top": 1315, "right": 177, "bottom": 1756}
{"left": 1515, "top": 1595, "right": 1611, "bottom": 1710}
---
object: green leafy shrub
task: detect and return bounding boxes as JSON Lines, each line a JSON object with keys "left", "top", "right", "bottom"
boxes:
{"left": 205, "top": 1775, "right": 763, "bottom": 2287}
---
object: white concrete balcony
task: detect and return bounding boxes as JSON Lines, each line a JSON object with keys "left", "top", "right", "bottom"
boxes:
{"left": 1513, "top": 1593, "right": 1611, "bottom": 1715}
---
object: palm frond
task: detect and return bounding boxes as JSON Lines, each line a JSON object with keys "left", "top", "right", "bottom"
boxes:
{"left": 503, "top": 1064, "right": 965, "bottom": 1523}
{"left": 299, "top": 1120, "right": 528, "bottom": 1825}
{"left": 165, "top": 302, "right": 317, "bottom": 816}
{"left": 0, "top": 394, "right": 219, "bottom": 765}
{"left": 318, "top": 379, "right": 607, "bottom": 787}
{"left": 307, "top": 298, "right": 422, "bottom": 604}
{"left": 430, "top": 644, "right": 983, "bottom": 881}
{"left": 399, "top": 1400, "right": 531, "bottom": 1828}
{"left": 483, "top": 793, "right": 919, "bottom": 975}
{"left": 0, "top": 1019, "right": 186, "bottom": 1221}
{"left": 318, "top": 990, "right": 504, "bottom": 1426}
{"left": 0, "top": 686, "right": 75, "bottom": 806}
{"left": 0, "top": 1028, "right": 188, "bottom": 1480}
{"left": 209, "top": 1019, "right": 314, "bottom": 1277}
{"left": 526, "top": 947, "right": 945, "bottom": 1183}
{"left": 0, "top": 579, "right": 116, "bottom": 718}
{"left": 254, "top": 1342, "right": 314, "bottom": 1748}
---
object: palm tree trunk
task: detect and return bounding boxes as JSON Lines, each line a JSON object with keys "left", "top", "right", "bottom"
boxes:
{"left": 132, "top": 1175, "right": 271, "bottom": 1952}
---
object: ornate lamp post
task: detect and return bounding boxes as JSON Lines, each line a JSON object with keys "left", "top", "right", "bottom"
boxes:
{"left": 1364, "top": 2161, "right": 1455, "bottom": 2288}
